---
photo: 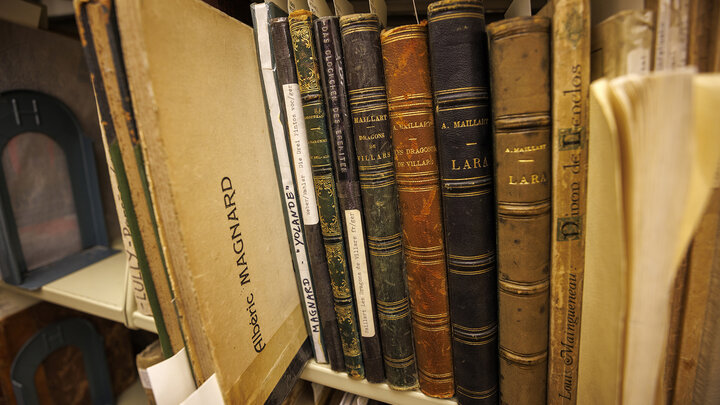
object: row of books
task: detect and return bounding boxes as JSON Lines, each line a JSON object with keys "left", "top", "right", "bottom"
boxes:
{"left": 252, "top": 0, "right": 568, "bottom": 402}
{"left": 74, "top": 0, "right": 720, "bottom": 403}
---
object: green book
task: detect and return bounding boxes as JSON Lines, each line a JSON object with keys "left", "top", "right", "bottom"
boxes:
{"left": 287, "top": 10, "right": 370, "bottom": 379}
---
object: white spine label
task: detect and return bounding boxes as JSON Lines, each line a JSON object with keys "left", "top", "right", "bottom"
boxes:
{"left": 627, "top": 48, "right": 650, "bottom": 75}
{"left": 257, "top": 15, "right": 325, "bottom": 361}
{"left": 283, "top": 83, "right": 319, "bottom": 225}
{"left": 345, "top": 209, "right": 375, "bottom": 337}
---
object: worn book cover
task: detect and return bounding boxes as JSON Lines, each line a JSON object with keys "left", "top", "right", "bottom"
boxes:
{"left": 427, "top": 0, "right": 499, "bottom": 402}
{"left": 381, "top": 22, "right": 452, "bottom": 398}
{"left": 313, "top": 15, "right": 374, "bottom": 378}
{"left": 272, "top": 17, "right": 348, "bottom": 374}
{"left": 547, "top": 0, "right": 590, "bottom": 403}
{"left": 340, "top": 12, "right": 418, "bottom": 388}
{"left": 487, "top": 15, "right": 551, "bottom": 405}
{"left": 114, "top": 0, "right": 309, "bottom": 401}
{"left": 590, "top": 9, "right": 653, "bottom": 81}
{"left": 288, "top": 10, "right": 360, "bottom": 374}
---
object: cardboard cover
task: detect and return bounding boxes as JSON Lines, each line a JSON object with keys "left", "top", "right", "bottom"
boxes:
{"left": 114, "top": 0, "right": 307, "bottom": 401}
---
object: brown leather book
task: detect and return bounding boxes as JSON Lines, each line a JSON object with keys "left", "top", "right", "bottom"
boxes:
{"left": 487, "top": 16, "right": 551, "bottom": 405}
{"left": 380, "top": 22, "right": 454, "bottom": 398}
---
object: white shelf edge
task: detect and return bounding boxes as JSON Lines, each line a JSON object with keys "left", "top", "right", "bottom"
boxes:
{"left": 0, "top": 251, "right": 158, "bottom": 334}
{"left": 118, "top": 380, "right": 149, "bottom": 405}
{"left": 300, "top": 360, "right": 457, "bottom": 405}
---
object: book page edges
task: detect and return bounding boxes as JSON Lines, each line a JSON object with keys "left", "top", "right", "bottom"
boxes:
{"left": 577, "top": 79, "right": 627, "bottom": 405}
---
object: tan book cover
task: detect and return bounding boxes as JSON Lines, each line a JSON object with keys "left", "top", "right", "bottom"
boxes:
{"left": 590, "top": 9, "right": 654, "bottom": 81}
{"left": 547, "top": 0, "right": 591, "bottom": 403}
{"left": 75, "top": 0, "right": 187, "bottom": 362}
{"left": 115, "top": 0, "right": 308, "bottom": 401}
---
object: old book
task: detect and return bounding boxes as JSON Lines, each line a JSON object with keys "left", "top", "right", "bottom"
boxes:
{"left": 647, "top": 0, "right": 671, "bottom": 70}
{"left": 380, "top": 22, "right": 452, "bottom": 398}
{"left": 114, "top": 0, "right": 310, "bottom": 400}
{"left": 578, "top": 73, "right": 720, "bottom": 405}
{"left": 313, "top": 15, "right": 374, "bottom": 378}
{"left": 667, "top": 0, "right": 690, "bottom": 68}
{"left": 288, "top": 10, "right": 355, "bottom": 373}
{"left": 0, "top": 19, "right": 119, "bottom": 252}
{"left": 252, "top": 1, "right": 328, "bottom": 365}
{"left": 136, "top": 340, "right": 164, "bottom": 405}
{"left": 673, "top": 187, "right": 720, "bottom": 403}
{"left": 487, "top": 16, "right": 551, "bottom": 405}
{"left": 547, "top": 0, "right": 590, "bottom": 403}
{"left": 339, "top": 12, "right": 414, "bottom": 387}
{"left": 590, "top": 9, "right": 654, "bottom": 81}
{"left": 427, "top": 0, "right": 498, "bottom": 403}
{"left": 74, "top": 0, "right": 183, "bottom": 359}
{"left": 687, "top": 0, "right": 720, "bottom": 72}
{"left": 99, "top": 115, "right": 152, "bottom": 318}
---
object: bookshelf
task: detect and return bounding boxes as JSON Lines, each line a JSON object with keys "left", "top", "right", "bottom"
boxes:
{"left": 300, "top": 361, "right": 457, "bottom": 404}
{"left": 0, "top": 255, "right": 457, "bottom": 404}
{"left": 0, "top": 252, "right": 157, "bottom": 334}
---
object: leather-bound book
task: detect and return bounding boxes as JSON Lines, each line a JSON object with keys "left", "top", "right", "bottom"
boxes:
{"left": 427, "top": 0, "right": 498, "bottom": 403}
{"left": 487, "top": 16, "right": 551, "bottom": 405}
{"left": 311, "top": 15, "right": 367, "bottom": 378}
{"left": 272, "top": 15, "right": 346, "bottom": 372}
{"left": 380, "top": 23, "right": 453, "bottom": 398}
{"left": 339, "top": 13, "right": 415, "bottom": 387}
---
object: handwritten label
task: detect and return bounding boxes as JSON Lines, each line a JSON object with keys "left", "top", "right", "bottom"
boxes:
{"left": 283, "top": 83, "right": 320, "bottom": 225}
{"left": 344, "top": 209, "right": 375, "bottom": 337}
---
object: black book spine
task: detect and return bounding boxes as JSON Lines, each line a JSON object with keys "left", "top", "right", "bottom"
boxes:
{"left": 427, "top": 0, "right": 499, "bottom": 403}
{"left": 312, "top": 16, "right": 372, "bottom": 379}
{"left": 339, "top": 13, "right": 417, "bottom": 387}
{"left": 271, "top": 17, "right": 345, "bottom": 372}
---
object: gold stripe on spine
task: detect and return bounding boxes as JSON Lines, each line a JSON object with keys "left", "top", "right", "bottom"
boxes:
{"left": 428, "top": 12, "right": 484, "bottom": 23}
{"left": 456, "top": 385, "right": 498, "bottom": 400}
{"left": 498, "top": 347, "right": 548, "bottom": 365}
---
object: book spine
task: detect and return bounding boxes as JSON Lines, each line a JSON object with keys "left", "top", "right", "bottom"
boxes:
{"left": 427, "top": 0, "right": 498, "bottom": 403}
{"left": 548, "top": 0, "right": 590, "bottom": 403}
{"left": 252, "top": 3, "right": 327, "bottom": 364}
{"left": 313, "top": 16, "right": 371, "bottom": 379}
{"left": 75, "top": 0, "right": 177, "bottom": 358}
{"left": 100, "top": 122, "right": 153, "bottom": 318}
{"left": 279, "top": 13, "right": 348, "bottom": 373}
{"left": 380, "top": 23, "right": 454, "bottom": 397}
{"left": 339, "top": 13, "right": 415, "bottom": 387}
{"left": 487, "top": 16, "right": 551, "bottom": 405}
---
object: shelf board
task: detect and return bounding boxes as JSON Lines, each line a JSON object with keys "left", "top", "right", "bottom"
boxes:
{"left": 300, "top": 360, "right": 457, "bottom": 405}
{"left": 118, "top": 380, "right": 148, "bottom": 405}
{"left": 0, "top": 252, "right": 157, "bottom": 333}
